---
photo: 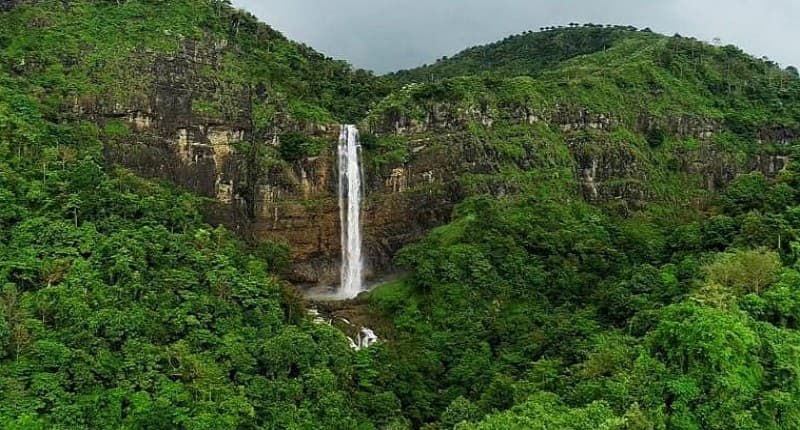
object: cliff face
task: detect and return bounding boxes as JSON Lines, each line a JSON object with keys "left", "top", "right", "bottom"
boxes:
{"left": 83, "top": 43, "right": 447, "bottom": 284}
{"left": 245, "top": 147, "right": 459, "bottom": 285}
{"left": 368, "top": 98, "right": 793, "bottom": 201}
{"left": 94, "top": 61, "right": 795, "bottom": 285}
{"left": 95, "top": 39, "right": 248, "bottom": 203}
{"left": 5, "top": 3, "right": 798, "bottom": 287}
{"left": 12, "top": 18, "right": 404, "bottom": 285}
{"left": 103, "top": 111, "right": 466, "bottom": 284}
{"left": 0, "top": 0, "right": 387, "bottom": 286}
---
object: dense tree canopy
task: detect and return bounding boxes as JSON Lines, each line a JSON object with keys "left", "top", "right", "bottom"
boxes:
{"left": 2, "top": 1, "right": 800, "bottom": 429}
{"left": 0, "top": 71, "right": 402, "bottom": 429}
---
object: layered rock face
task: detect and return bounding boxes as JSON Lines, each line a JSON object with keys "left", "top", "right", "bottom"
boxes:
{"left": 79, "top": 40, "right": 795, "bottom": 287}
{"left": 84, "top": 44, "right": 449, "bottom": 284}
{"left": 61, "top": 35, "right": 446, "bottom": 286}
{"left": 99, "top": 74, "right": 796, "bottom": 285}
{"left": 368, "top": 100, "right": 795, "bottom": 210}
{"left": 79, "top": 39, "right": 246, "bottom": 203}
{"left": 106, "top": 120, "right": 458, "bottom": 285}
{"left": 245, "top": 149, "right": 458, "bottom": 285}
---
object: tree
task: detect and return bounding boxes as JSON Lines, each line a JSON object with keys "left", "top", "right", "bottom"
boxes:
{"left": 703, "top": 249, "right": 781, "bottom": 296}
{"left": 721, "top": 173, "right": 769, "bottom": 214}
{"left": 457, "top": 393, "right": 625, "bottom": 430}
{"left": 647, "top": 303, "right": 763, "bottom": 429}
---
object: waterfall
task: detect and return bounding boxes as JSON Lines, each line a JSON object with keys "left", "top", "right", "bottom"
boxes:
{"left": 308, "top": 308, "right": 379, "bottom": 350}
{"left": 357, "top": 328, "right": 378, "bottom": 349}
{"left": 349, "top": 328, "right": 379, "bottom": 350}
{"left": 338, "top": 125, "right": 364, "bottom": 298}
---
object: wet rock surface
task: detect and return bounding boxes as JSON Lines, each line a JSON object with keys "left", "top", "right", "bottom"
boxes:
{"left": 308, "top": 296, "right": 388, "bottom": 349}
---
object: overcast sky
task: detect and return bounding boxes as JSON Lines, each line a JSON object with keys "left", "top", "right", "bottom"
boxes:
{"left": 232, "top": 0, "right": 800, "bottom": 74}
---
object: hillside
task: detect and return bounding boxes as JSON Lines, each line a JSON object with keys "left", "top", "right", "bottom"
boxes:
{"left": 3, "top": 2, "right": 800, "bottom": 429}
{"left": 0, "top": 0, "right": 398, "bottom": 287}
{"left": 363, "top": 27, "right": 799, "bottom": 217}
{"left": 389, "top": 24, "right": 644, "bottom": 82}
{"left": 389, "top": 23, "right": 800, "bottom": 87}
{"left": 0, "top": 1, "right": 395, "bottom": 428}
{"left": 359, "top": 25, "right": 800, "bottom": 429}
{"left": 0, "top": 0, "right": 390, "bottom": 123}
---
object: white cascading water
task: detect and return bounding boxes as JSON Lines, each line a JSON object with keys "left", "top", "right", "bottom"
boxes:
{"left": 308, "top": 308, "right": 379, "bottom": 350}
{"left": 338, "top": 125, "right": 364, "bottom": 298}
{"left": 358, "top": 328, "right": 378, "bottom": 349}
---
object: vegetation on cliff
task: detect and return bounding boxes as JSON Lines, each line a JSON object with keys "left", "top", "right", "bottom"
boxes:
{"left": 2, "top": 1, "right": 800, "bottom": 429}
{"left": 0, "top": 0, "right": 390, "bottom": 124}
{"left": 0, "top": 75, "right": 401, "bottom": 428}
{"left": 0, "top": 1, "right": 394, "bottom": 428}
{"left": 361, "top": 19, "right": 800, "bottom": 430}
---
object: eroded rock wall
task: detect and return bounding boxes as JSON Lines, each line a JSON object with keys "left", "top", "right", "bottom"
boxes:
{"left": 83, "top": 40, "right": 797, "bottom": 287}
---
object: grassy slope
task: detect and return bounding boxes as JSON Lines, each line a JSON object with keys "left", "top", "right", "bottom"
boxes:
{"left": 378, "top": 28, "right": 800, "bottom": 127}
{"left": 389, "top": 25, "right": 641, "bottom": 83}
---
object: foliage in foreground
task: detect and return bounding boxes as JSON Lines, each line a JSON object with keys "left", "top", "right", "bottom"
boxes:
{"left": 368, "top": 159, "right": 800, "bottom": 429}
{"left": 0, "top": 76, "right": 404, "bottom": 429}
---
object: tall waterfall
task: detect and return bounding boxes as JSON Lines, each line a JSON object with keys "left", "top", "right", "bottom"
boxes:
{"left": 338, "top": 125, "right": 364, "bottom": 298}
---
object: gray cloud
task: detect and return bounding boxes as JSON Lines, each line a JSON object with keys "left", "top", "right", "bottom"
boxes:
{"left": 232, "top": 0, "right": 800, "bottom": 74}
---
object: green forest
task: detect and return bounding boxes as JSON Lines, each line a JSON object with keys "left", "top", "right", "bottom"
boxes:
{"left": 2, "top": 1, "right": 800, "bottom": 429}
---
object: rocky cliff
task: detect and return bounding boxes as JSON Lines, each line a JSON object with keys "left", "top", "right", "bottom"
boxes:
{"left": 101, "top": 56, "right": 795, "bottom": 286}
{"left": 105, "top": 112, "right": 462, "bottom": 285}
{"left": 4, "top": 3, "right": 798, "bottom": 287}
{"left": 0, "top": 1, "right": 394, "bottom": 285}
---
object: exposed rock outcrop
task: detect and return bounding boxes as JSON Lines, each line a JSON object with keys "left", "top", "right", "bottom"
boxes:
{"left": 70, "top": 37, "right": 796, "bottom": 288}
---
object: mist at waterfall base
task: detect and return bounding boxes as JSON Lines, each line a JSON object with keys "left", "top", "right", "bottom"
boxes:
{"left": 303, "top": 125, "right": 368, "bottom": 301}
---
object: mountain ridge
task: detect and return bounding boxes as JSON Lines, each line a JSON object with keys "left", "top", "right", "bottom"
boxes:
{"left": 388, "top": 24, "right": 645, "bottom": 81}
{"left": 386, "top": 23, "right": 798, "bottom": 84}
